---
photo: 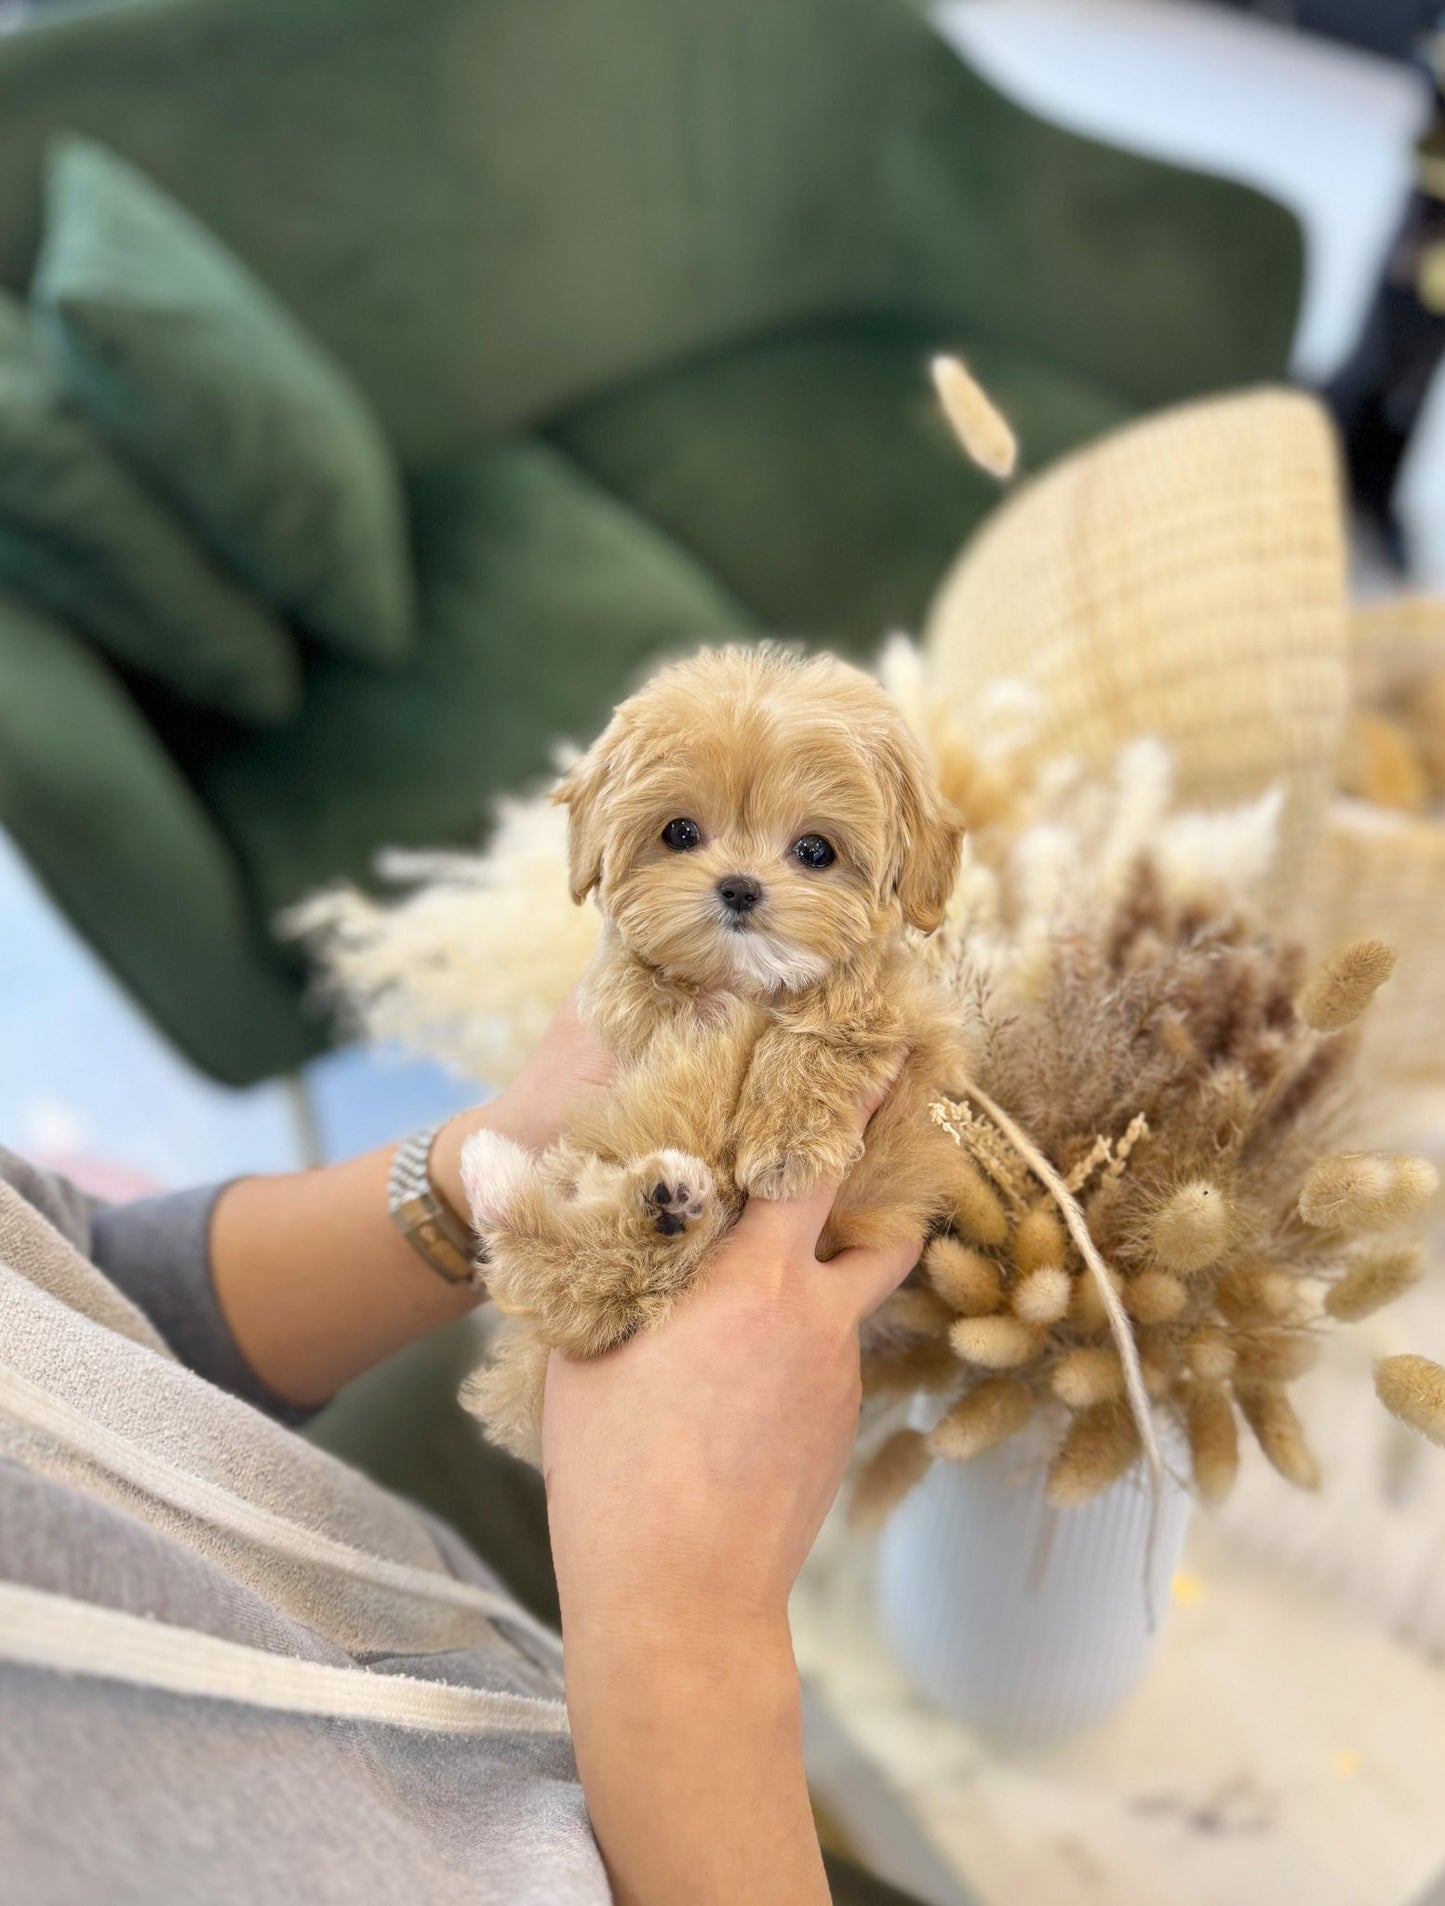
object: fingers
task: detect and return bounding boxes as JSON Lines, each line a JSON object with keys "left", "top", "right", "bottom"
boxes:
{"left": 826, "top": 1235, "right": 926, "bottom": 1322}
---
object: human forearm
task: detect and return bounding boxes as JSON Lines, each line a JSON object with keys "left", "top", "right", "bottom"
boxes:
{"left": 563, "top": 1605, "right": 829, "bottom": 1906}
{"left": 208, "top": 994, "right": 614, "bottom": 1408}
{"left": 538, "top": 1098, "right": 919, "bottom": 1906}
{"left": 208, "top": 1105, "right": 498, "bottom": 1408}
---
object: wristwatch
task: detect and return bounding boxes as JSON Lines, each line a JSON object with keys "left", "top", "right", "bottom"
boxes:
{"left": 387, "top": 1121, "right": 483, "bottom": 1287}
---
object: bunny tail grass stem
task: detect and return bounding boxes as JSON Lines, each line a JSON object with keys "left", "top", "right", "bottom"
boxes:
{"left": 950, "top": 1077, "right": 1167, "bottom": 1608}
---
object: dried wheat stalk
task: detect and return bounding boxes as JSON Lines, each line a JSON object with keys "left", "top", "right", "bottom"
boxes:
{"left": 855, "top": 741, "right": 1438, "bottom": 1522}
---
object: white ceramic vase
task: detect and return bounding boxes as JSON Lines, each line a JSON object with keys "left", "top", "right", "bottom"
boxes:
{"left": 876, "top": 1412, "right": 1192, "bottom": 1748}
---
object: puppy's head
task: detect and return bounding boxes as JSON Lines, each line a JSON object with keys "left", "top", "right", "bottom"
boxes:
{"left": 554, "top": 646, "right": 962, "bottom": 994}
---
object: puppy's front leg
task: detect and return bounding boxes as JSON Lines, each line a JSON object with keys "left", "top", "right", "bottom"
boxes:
{"left": 733, "top": 1027, "right": 905, "bottom": 1203}
{"left": 462, "top": 1129, "right": 726, "bottom": 1356}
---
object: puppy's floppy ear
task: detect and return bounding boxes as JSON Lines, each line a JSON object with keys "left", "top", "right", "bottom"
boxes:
{"left": 878, "top": 720, "right": 964, "bottom": 933}
{"left": 551, "top": 734, "right": 612, "bottom": 905}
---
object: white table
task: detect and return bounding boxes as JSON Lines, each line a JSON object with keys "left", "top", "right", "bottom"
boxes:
{"left": 795, "top": 1509, "right": 1445, "bottom": 1906}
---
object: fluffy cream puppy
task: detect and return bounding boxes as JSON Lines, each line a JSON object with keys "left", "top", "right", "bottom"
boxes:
{"left": 461, "top": 644, "right": 969, "bottom": 1457}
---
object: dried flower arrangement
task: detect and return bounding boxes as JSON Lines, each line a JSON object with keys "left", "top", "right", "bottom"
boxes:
{"left": 852, "top": 727, "right": 1442, "bottom": 1524}
{"left": 1338, "top": 599, "right": 1445, "bottom": 817}
{"left": 290, "top": 366, "right": 1445, "bottom": 1531}
{"left": 1305, "top": 599, "right": 1445, "bottom": 1152}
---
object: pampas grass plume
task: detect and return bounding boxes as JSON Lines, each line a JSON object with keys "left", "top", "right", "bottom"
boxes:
{"left": 950, "top": 1315, "right": 1045, "bottom": 1370}
{"left": 851, "top": 1428, "right": 931, "bottom": 1526}
{"left": 931, "top": 354, "right": 1018, "bottom": 480}
{"left": 1216, "top": 1263, "right": 1307, "bottom": 1327}
{"left": 876, "top": 1286, "right": 956, "bottom": 1336}
{"left": 1188, "top": 1383, "right": 1239, "bottom": 1505}
{"left": 1070, "top": 1263, "right": 1123, "bottom": 1335}
{"left": 1325, "top": 1244, "right": 1424, "bottom": 1322}
{"left": 946, "top": 1157, "right": 1011, "bottom": 1248}
{"left": 1014, "top": 1203, "right": 1067, "bottom": 1277}
{"left": 851, "top": 1428, "right": 931, "bottom": 1525}
{"left": 1012, "top": 1265, "right": 1072, "bottom": 1325}
{"left": 1233, "top": 1331, "right": 1320, "bottom": 1383}
{"left": 1150, "top": 1180, "right": 1231, "bottom": 1274}
{"left": 1236, "top": 1383, "right": 1320, "bottom": 1490}
{"left": 928, "top": 1377, "right": 1032, "bottom": 1463}
{"left": 1375, "top": 1354, "right": 1445, "bottom": 1447}
{"left": 925, "top": 1237, "right": 1003, "bottom": 1316}
{"left": 1124, "top": 1270, "right": 1189, "bottom": 1324}
{"left": 861, "top": 1338, "right": 961, "bottom": 1399}
{"left": 1298, "top": 938, "right": 1396, "bottom": 1033}
{"left": 1186, "top": 1326, "right": 1237, "bottom": 1383}
{"left": 1298, "top": 1153, "right": 1438, "bottom": 1231}
{"left": 1051, "top": 1345, "right": 1125, "bottom": 1409}
{"left": 1139, "top": 1346, "right": 1175, "bottom": 1400}
{"left": 1046, "top": 1403, "right": 1142, "bottom": 1507}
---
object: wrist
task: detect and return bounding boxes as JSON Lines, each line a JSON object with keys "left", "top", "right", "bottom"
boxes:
{"left": 560, "top": 1572, "right": 796, "bottom": 1684}
{"left": 562, "top": 1608, "right": 822, "bottom": 1906}
{"left": 428, "top": 1095, "right": 535, "bottom": 1223}
{"left": 564, "top": 1600, "right": 800, "bottom": 1741}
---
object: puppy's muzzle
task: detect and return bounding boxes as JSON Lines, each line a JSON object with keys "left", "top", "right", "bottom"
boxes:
{"left": 717, "top": 873, "right": 763, "bottom": 917}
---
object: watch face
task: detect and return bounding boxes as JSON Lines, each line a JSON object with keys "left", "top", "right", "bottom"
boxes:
{"left": 393, "top": 1182, "right": 475, "bottom": 1282}
{"left": 414, "top": 1215, "right": 470, "bottom": 1280}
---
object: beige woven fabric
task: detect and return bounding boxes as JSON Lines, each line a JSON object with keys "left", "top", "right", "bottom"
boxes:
{"left": 1306, "top": 601, "right": 1445, "bottom": 1142}
{"left": 1349, "top": 595, "right": 1445, "bottom": 690}
{"left": 923, "top": 388, "right": 1351, "bottom": 895}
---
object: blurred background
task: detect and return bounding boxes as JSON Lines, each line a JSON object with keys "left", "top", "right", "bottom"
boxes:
{"left": 1, "top": 5, "right": 1444, "bottom": 1902}
{"left": 2, "top": 0, "right": 1443, "bottom": 1188}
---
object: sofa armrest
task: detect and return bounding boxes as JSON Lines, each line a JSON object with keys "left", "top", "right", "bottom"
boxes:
{"left": 0, "top": 593, "right": 322, "bottom": 1083}
{"left": 888, "top": 29, "right": 1305, "bottom": 411}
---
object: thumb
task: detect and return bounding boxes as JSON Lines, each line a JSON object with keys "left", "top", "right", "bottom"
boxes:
{"left": 826, "top": 1234, "right": 926, "bottom": 1324}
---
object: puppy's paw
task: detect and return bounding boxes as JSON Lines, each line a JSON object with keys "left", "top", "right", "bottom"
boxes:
{"left": 735, "top": 1137, "right": 857, "bottom": 1203}
{"left": 736, "top": 1153, "right": 817, "bottom": 1202}
{"left": 459, "top": 1128, "right": 537, "bottom": 1229}
{"left": 633, "top": 1149, "right": 714, "bottom": 1238}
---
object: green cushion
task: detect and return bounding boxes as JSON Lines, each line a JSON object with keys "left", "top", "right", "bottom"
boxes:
{"left": 160, "top": 438, "right": 758, "bottom": 918}
{"left": 0, "top": 589, "right": 324, "bottom": 1084}
{"left": 33, "top": 136, "right": 415, "bottom": 666}
{"left": 548, "top": 316, "right": 1131, "bottom": 643}
{"left": 0, "top": 290, "right": 301, "bottom": 724}
{"left": 0, "top": 0, "right": 1299, "bottom": 469}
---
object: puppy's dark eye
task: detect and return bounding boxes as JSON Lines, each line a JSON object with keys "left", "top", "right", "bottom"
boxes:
{"left": 793, "top": 834, "right": 836, "bottom": 869}
{"left": 661, "top": 817, "right": 701, "bottom": 852}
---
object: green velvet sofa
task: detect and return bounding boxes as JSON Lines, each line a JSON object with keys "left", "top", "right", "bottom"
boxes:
{"left": 0, "top": 0, "right": 1303, "bottom": 1086}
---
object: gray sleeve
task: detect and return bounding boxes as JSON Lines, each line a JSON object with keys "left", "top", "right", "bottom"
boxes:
{"left": 88, "top": 1187, "right": 319, "bottom": 1427}
{"left": 0, "top": 1145, "right": 98, "bottom": 1255}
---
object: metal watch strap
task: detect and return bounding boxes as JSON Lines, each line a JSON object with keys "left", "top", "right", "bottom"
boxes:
{"left": 387, "top": 1122, "right": 482, "bottom": 1287}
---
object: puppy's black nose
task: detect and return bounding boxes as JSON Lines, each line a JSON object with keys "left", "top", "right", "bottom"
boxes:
{"left": 717, "top": 873, "right": 763, "bottom": 915}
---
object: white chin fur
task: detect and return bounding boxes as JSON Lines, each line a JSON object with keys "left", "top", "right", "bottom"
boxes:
{"left": 722, "top": 928, "right": 828, "bottom": 993}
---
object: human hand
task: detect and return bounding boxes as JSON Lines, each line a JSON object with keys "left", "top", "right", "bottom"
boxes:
{"left": 544, "top": 1090, "right": 918, "bottom": 1906}
{"left": 542, "top": 1092, "right": 920, "bottom": 1646}
{"left": 430, "top": 989, "right": 614, "bottom": 1212}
